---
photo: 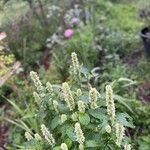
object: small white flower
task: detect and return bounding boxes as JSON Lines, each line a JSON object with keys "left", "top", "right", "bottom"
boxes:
{"left": 25, "top": 132, "right": 33, "bottom": 141}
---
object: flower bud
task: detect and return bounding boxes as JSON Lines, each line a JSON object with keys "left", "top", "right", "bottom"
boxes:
{"left": 61, "top": 143, "right": 68, "bottom": 150}
{"left": 61, "top": 114, "right": 67, "bottom": 124}
{"left": 105, "top": 125, "right": 111, "bottom": 133}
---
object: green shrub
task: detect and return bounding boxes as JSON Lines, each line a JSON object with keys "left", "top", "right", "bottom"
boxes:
{"left": 7, "top": 52, "right": 133, "bottom": 149}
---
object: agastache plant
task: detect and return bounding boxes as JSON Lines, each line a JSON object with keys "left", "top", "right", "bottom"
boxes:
{"left": 19, "top": 52, "right": 134, "bottom": 149}
{"left": 106, "top": 85, "right": 115, "bottom": 125}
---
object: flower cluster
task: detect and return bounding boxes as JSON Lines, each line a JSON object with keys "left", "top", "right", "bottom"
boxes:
{"left": 74, "top": 122, "right": 85, "bottom": 145}
{"left": 30, "top": 71, "right": 44, "bottom": 94}
{"left": 64, "top": 5, "right": 81, "bottom": 27}
{"left": 71, "top": 112, "right": 78, "bottom": 121}
{"left": 105, "top": 85, "right": 115, "bottom": 124}
{"left": 78, "top": 100, "right": 85, "bottom": 113}
{"left": 71, "top": 52, "right": 80, "bottom": 75}
{"left": 34, "top": 133, "right": 42, "bottom": 141}
{"left": 47, "top": 5, "right": 62, "bottom": 18}
{"left": 89, "top": 87, "right": 98, "bottom": 109}
{"left": 33, "top": 92, "right": 41, "bottom": 105}
{"left": 61, "top": 114, "right": 67, "bottom": 124}
{"left": 105, "top": 125, "right": 111, "bottom": 133}
{"left": 124, "top": 144, "right": 131, "bottom": 150}
{"left": 76, "top": 88, "right": 82, "bottom": 96}
{"left": 25, "top": 132, "right": 33, "bottom": 141}
{"left": 53, "top": 100, "right": 59, "bottom": 113}
{"left": 62, "top": 82, "right": 75, "bottom": 111}
{"left": 115, "top": 123, "right": 125, "bottom": 147}
{"left": 41, "top": 124, "right": 55, "bottom": 146}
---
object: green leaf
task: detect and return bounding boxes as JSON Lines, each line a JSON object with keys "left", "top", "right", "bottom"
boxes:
{"left": 66, "top": 126, "right": 76, "bottom": 141}
{"left": 51, "top": 116, "right": 61, "bottom": 130}
{"left": 86, "top": 140, "right": 99, "bottom": 147}
{"left": 64, "top": 138, "right": 72, "bottom": 149}
{"left": 79, "top": 113, "right": 90, "bottom": 125}
{"left": 113, "top": 94, "right": 133, "bottom": 114}
{"left": 116, "top": 113, "right": 135, "bottom": 128}
{"left": 88, "top": 108, "right": 107, "bottom": 121}
{"left": 53, "top": 146, "right": 61, "bottom": 150}
{"left": 7, "top": 99, "right": 23, "bottom": 115}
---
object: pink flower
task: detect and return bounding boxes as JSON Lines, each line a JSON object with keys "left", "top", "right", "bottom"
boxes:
{"left": 64, "top": 29, "right": 73, "bottom": 38}
{"left": 71, "top": 17, "right": 80, "bottom": 25}
{"left": 0, "top": 32, "right": 7, "bottom": 41}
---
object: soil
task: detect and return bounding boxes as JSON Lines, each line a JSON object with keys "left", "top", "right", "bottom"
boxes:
{"left": 122, "top": 50, "right": 143, "bottom": 67}
{"left": 0, "top": 125, "right": 8, "bottom": 149}
{"left": 123, "top": 50, "right": 150, "bottom": 104}
{"left": 138, "top": 82, "right": 150, "bottom": 103}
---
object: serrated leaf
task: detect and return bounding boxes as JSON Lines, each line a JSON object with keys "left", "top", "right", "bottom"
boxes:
{"left": 79, "top": 113, "right": 90, "bottom": 125}
{"left": 113, "top": 94, "right": 133, "bottom": 113}
{"left": 116, "top": 113, "right": 135, "bottom": 128}
{"left": 88, "top": 108, "right": 107, "bottom": 121}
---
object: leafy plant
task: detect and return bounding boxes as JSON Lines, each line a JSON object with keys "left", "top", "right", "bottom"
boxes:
{"left": 7, "top": 52, "right": 133, "bottom": 149}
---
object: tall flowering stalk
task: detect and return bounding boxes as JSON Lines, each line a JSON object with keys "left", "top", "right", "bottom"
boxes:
{"left": 30, "top": 71, "right": 45, "bottom": 97}
{"left": 115, "top": 123, "right": 125, "bottom": 147}
{"left": 105, "top": 85, "right": 115, "bottom": 124}
{"left": 71, "top": 52, "right": 80, "bottom": 75}
{"left": 62, "top": 82, "right": 75, "bottom": 111}
{"left": 41, "top": 124, "right": 55, "bottom": 146}
{"left": 89, "top": 87, "right": 98, "bottom": 109}
{"left": 75, "top": 122, "right": 85, "bottom": 146}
